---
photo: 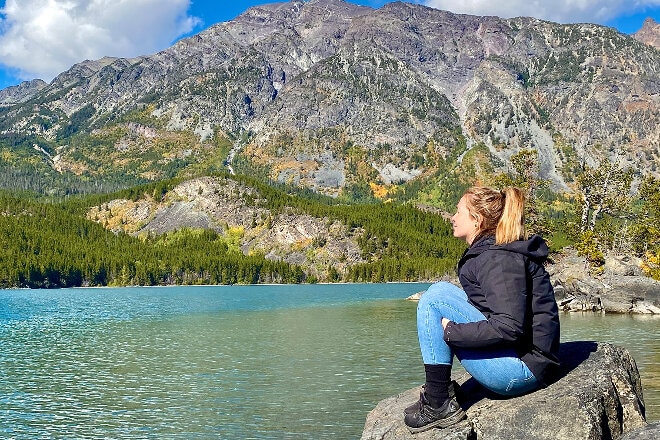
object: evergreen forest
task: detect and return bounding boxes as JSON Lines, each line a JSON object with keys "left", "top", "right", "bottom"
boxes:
{"left": 1, "top": 147, "right": 659, "bottom": 288}
{"left": 0, "top": 175, "right": 467, "bottom": 288}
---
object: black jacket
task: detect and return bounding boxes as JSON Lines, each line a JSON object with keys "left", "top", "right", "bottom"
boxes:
{"left": 443, "top": 234, "right": 561, "bottom": 386}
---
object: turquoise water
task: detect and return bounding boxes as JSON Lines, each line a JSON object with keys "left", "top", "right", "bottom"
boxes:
{"left": 1, "top": 284, "right": 658, "bottom": 439}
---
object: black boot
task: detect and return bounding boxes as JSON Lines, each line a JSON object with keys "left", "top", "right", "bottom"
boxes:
{"left": 403, "top": 380, "right": 460, "bottom": 416}
{"left": 403, "top": 392, "right": 466, "bottom": 433}
{"left": 403, "top": 364, "right": 466, "bottom": 433}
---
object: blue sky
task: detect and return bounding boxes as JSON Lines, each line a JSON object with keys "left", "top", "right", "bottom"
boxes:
{"left": 0, "top": 0, "right": 658, "bottom": 91}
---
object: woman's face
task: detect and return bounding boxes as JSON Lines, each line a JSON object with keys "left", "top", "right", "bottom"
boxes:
{"left": 451, "top": 195, "right": 478, "bottom": 244}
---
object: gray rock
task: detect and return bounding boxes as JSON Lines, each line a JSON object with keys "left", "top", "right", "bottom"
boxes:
{"left": 361, "top": 342, "right": 647, "bottom": 440}
{"left": 0, "top": 78, "right": 48, "bottom": 104}
{"left": 549, "top": 250, "right": 660, "bottom": 314}
{"left": 620, "top": 422, "right": 660, "bottom": 439}
{"left": 143, "top": 201, "right": 215, "bottom": 234}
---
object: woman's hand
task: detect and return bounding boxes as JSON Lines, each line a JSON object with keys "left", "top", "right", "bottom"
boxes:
{"left": 441, "top": 318, "right": 450, "bottom": 329}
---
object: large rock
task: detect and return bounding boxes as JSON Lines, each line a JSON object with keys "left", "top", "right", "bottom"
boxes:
{"left": 620, "top": 422, "right": 660, "bottom": 439}
{"left": 361, "top": 342, "right": 647, "bottom": 440}
{"left": 548, "top": 250, "right": 660, "bottom": 314}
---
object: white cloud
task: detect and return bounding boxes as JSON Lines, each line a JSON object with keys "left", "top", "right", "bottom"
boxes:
{"left": 0, "top": 0, "right": 199, "bottom": 82}
{"left": 422, "top": 0, "right": 659, "bottom": 24}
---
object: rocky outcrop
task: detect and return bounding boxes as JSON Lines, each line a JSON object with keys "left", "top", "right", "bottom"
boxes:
{"left": 633, "top": 18, "right": 660, "bottom": 49}
{"left": 86, "top": 175, "right": 365, "bottom": 280}
{"left": 362, "top": 342, "right": 647, "bottom": 440}
{"left": 0, "top": 78, "right": 47, "bottom": 104}
{"left": 548, "top": 249, "right": 660, "bottom": 314}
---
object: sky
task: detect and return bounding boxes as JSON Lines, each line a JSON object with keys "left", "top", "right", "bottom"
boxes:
{"left": 0, "top": 0, "right": 658, "bottom": 91}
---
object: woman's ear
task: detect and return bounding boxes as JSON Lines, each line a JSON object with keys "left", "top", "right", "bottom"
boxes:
{"left": 472, "top": 214, "right": 481, "bottom": 229}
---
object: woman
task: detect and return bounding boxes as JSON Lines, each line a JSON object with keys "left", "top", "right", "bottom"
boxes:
{"left": 404, "top": 186, "right": 561, "bottom": 433}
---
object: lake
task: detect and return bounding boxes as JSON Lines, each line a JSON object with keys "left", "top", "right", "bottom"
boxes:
{"left": 1, "top": 284, "right": 658, "bottom": 439}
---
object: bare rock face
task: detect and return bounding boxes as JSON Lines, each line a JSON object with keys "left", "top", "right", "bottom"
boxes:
{"left": 361, "top": 342, "right": 647, "bottom": 440}
{"left": 0, "top": 79, "right": 48, "bottom": 104}
{"left": 548, "top": 249, "right": 660, "bottom": 314}
{"left": 87, "top": 175, "right": 365, "bottom": 280}
{"left": 633, "top": 18, "right": 660, "bottom": 49}
{"left": 2, "top": 0, "right": 659, "bottom": 195}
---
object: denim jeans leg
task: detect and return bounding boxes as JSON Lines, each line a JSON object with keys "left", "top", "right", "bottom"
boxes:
{"left": 417, "top": 281, "right": 539, "bottom": 396}
{"left": 456, "top": 349, "right": 539, "bottom": 396}
{"left": 416, "top": 281, "right": 487, "bottom": 365}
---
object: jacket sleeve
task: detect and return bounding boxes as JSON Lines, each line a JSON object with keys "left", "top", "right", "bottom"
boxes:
{"left": 444, "top": 251, "right": 528, "bottom": 348}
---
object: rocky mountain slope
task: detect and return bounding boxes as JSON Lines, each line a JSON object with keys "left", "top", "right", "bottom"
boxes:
{"left": 86, "top": 175, "right": 366, "bottom": 280}
{"left": 633, "top": 17, "right": 660, "bottom": 48}
{"left": 0, "top": 0, "right": 658, "bottom": 198}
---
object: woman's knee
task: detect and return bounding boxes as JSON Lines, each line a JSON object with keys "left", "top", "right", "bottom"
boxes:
{"left": 419, "top": 281, "right": 465, "bottom": 306}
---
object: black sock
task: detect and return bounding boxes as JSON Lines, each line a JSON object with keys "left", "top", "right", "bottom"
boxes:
{"left": 424, "top": 364, "right": 452, "bottom": 408}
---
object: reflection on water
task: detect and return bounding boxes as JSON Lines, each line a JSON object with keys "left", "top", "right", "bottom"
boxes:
{"left": 0, "top": 286, "right": 658, "bottom": 439}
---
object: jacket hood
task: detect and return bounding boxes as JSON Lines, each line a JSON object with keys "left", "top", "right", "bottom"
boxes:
{"left": 467, "top": 234, "right": 549, "bottom": 263}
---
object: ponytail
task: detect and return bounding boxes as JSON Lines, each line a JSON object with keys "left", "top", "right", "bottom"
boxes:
{"left": 495, "top": 187, "right": 526, "bottom": 244}
{"left": 463, "top": 186, "right": 527, "bottom": 245}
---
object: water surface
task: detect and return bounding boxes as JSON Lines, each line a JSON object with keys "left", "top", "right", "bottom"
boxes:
{"left": 1, "top": 284, "right": 657, "bottom": 438}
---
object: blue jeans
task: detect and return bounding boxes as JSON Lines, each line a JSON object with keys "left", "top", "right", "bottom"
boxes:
{"left": 417, "top": 281, "right": 539, "bottom": 396}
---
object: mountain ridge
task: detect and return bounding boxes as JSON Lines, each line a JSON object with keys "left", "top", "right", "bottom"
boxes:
{"left": 0, "top": 0, "right": 658, "bottom": 199}
{"left": 633, "top": 17, "right": 660, "bottom": 48}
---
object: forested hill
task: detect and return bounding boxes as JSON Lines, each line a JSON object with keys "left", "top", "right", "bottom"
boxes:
{"left": 2, "top": 164, "right": 660, "bottom": 288}
{"left": 0, "top": 174, "right": 465, "bottom": 288}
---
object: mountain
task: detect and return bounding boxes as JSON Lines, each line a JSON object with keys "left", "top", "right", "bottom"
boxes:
{"left": 0, "top": 79, "right": 48, "bottom": 104}
{"left": 0, "top": 0, "right": 658, "bottom": 200}
{"left": 633, "top": 17, "right": 660, "bottom": 49}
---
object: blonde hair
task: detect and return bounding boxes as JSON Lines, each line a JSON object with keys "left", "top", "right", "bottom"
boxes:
{"left": 463, "top": 186, "right": 526, "bottom": 245}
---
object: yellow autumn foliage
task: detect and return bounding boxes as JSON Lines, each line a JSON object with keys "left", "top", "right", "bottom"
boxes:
{"left": 641, "top": 252, "right": 660, "bottom": 280}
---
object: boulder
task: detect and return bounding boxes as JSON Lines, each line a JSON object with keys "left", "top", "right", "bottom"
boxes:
{"left": 620, "top": 422, "right": 660, "bottom": 439}
{"left": 361, "top": 342, "right": 647, "bottom": 440}
{"left": 547, "top": 249, "right": 660, "bottom": 314}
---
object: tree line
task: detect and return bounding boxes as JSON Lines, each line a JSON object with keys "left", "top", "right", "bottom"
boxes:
{"left": 0, "top": 191, "right": 305, "bottom": 288}
{"left": 1, "top": 149, "right": 658, "bottom": 289}
{"left": 0, "top": 176, "right": 466, "bottom": 288}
